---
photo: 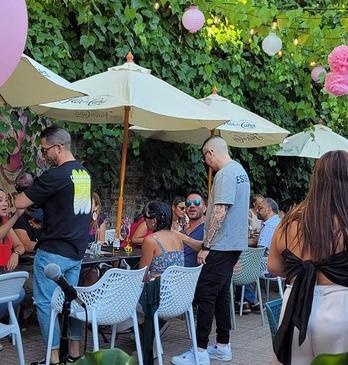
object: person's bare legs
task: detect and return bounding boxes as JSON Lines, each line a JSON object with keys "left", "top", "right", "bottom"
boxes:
{"left": 69, "top": 340, "right": 81, "bottom": 358}
{"left": 50, "top": 340, "right": 80, "bottom": 364}
{"left": 50, "top": 349, "right": 59, "bottom": 364}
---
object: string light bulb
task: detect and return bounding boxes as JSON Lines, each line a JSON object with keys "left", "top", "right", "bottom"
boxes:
{"left": 293, "top": 37, "right": 299, "bottom": 46}
{"left": 272, "top": 21, "right": 278, "bottom": 30}
{"left": 250, "top": 28, "right": 255, "bottom": 35}
{"left": 278, "top": 50, "right": 283, "bottom": 57}
{"left": 310, "top": 61, "right": 316, "bottom": 67}
{"left": 154, "top": 1, "right": 160, "bottom": 10}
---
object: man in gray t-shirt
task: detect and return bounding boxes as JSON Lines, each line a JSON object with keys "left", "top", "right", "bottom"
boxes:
{"left": 172, "top": 136, "right": 250, "bottom": 365}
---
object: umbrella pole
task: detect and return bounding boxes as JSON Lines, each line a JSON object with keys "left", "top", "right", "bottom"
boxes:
{"left": 116, "top": 106, "right": 130, "bottom": 236}
{"left": 207, "top": 129, "right": 215, "bottom": 196}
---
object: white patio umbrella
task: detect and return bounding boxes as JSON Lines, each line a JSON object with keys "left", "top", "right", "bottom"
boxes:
{"left": 131, "top": 88, "right": 289, "bottom": 191}
{"left": 276, "top": 124, "right": 348, "bottom": 159}
{"left": 0, "top": 54, "right": 86, "bottom": 107}
{"left": 31, "top": 53, "right": 228, "bottom": 233}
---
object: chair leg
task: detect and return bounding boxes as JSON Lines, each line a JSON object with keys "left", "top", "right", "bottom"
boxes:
{"left": 239, "top": 285, "right": 245, "bottom": 317}
{"left": 15, "top": 326, "right": 25, "bottom": 365}
{"left": 230, "top": 284, "right": 236, "bottom": 330}
{"left": 266, "top": 279, "right": 270, "bottom": 302}
{"left": 110, "top": 324, "right": 117, "bottom": 348}
{"left": 277, "top": 277, "right": 284, "bottom": 298}
{"left": 132, "top": 312, "right": 143, "bottom": 365}
{"left": 91, "top": 314, "right": 99, "bottom": 352}
{"left": 153, "top": 311, "right": 163, "bottom": 365}
{"left": 45, "top": 310, "right": 57, "bottom": 365}
{"left": 185, "top": 312, "right": 192, "bottom": 339}
{"left": 256, "top": 279, "right": 265, "bottom": 326}
{"left": 188, "top": 306, "right": 199, "bottom": 365}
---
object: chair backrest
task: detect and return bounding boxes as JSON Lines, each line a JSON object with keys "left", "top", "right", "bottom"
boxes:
{"left": 265, "top": 298, "right": 283, "bottom": 339}
{"left": 232, "top": 247, "right": 265, "bottom": 286}
{"left": 0, "top": 271, "right": 28, "bottom": 304}
{"left": 51, "top": 267, "right": 146, "bottom": 325}
{"left": 260, "top": 256, "right": 268, "bottom": 275}
{"left": 157, "top": 265, "right": 202, "bottom": 318}
{"left": 105, "top": 229, "right": 115, "bottom": 243}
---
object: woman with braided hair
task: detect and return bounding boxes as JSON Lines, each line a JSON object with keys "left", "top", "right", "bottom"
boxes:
{"left": 139, "top": 201, "right": 201, "bottom": 280}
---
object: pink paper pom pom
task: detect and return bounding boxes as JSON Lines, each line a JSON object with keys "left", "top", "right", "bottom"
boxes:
{"left": 324, "top": 72, "right": 348, "bottom": 96}
{"left": 328, "top": 45, "right": 348, "bottom": 73}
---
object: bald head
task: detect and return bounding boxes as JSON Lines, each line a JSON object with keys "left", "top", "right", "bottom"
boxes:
{"left": 202, "top": 136, "right": 229, "bottom": 155}
{"left": 201, "top": 136, "right": 231, "bottom": 171}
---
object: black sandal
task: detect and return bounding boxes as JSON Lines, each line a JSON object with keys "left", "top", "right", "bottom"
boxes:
{"left": 67, "top": 355, "right": 81, "bottom": 363}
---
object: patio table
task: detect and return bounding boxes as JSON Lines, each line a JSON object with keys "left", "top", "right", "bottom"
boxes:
{"left": 82, "top": 247, "right": 142, "bottom": 267}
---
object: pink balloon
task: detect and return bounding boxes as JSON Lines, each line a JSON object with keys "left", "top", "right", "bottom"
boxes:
{"left": 0, "top": 0, "right": 28, "bottom": 87}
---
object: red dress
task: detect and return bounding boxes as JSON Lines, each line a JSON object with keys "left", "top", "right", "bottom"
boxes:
{"left": 0, "top": 219, "right": 13, "bottom": 267}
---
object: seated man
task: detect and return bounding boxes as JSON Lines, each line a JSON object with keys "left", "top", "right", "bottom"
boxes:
{"left": 13, "top": 172, "right": 43, "bottom": 313}
{"left": 237, "top": 197, "right": 281, "bottom": 313}
{"left": 256, "top": 197, "right": 281, "bottom": 256}
{"left": 182, "top": 191, "right": 206, "bottom": 267}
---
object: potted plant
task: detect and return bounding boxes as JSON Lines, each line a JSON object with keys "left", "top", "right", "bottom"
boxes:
{"left": 74, "top": 348, "right": 136, "bottom": 365}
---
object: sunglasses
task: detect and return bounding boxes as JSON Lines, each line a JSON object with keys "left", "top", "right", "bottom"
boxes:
{"left": 41, "top": 144, "right": 64, "bottom": 155}
{"left": 201, "top": 150, "right": 210, "bottom": 164}
{"left": 185, "top": 199, "right": 201, "bottom": 207}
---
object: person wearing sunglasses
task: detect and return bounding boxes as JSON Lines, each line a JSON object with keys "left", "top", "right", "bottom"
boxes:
{"left": 183, "top": 191, "right": 206, "bottom": 267}
{"left": 15, "top": 126, "right": 92, "bottom": 365}
{"left": 173, "top": 136, "right": 250, "bottom": 365}
{"left": 171, "top": 196, "right": 188, "bottom": 232}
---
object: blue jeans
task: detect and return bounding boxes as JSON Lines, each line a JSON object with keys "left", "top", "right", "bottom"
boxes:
{"left": 33, "top": 249, "right": 82, "bottom": 349}
{"left": 0, "top": 287, "right": 25, "bottom": 320}
{"left": 236, "top": 284, "right": 256, "bottom": 304}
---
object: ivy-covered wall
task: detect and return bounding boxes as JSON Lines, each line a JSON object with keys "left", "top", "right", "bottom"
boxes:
{"left": 1, "top": 0, "right": 347, "bottom": 218}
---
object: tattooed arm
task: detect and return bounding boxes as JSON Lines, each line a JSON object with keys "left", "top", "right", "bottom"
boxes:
{"left": 203, "top": 204, "right": 229, "bottom": 249}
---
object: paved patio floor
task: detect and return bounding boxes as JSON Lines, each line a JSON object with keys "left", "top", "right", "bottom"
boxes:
{"left": 0, "top": 310, "right": 273, "bottom": 365}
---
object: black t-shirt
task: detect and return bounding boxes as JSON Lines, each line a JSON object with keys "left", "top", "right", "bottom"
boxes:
{"left": 13, "top": 214, "right": 42, "bottom": 242}
{"left": 24, "top": 160, "right": 92, "bottom": 260}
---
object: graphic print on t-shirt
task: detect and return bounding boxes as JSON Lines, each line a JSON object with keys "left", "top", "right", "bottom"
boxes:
{"left": 71, "top": 169, "right": 91, "bottom": 215}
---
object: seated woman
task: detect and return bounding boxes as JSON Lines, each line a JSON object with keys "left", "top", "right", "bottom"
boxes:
{"left": 139, "top": 201, "right": 201, "bottom": 280}
{"left": 0, "top": 189, "right": 26, "bottom": 320}
{"left": 88, "top": 192, "right": 106, "bottom": 243}
{"left": 130, "top": 207, "right": 153, "bottom": 248}
{"left": 171, "top": 196, "right": 188, "bottom": 232}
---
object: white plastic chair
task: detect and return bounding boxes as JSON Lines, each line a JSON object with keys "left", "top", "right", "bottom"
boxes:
{"left": 105, "top": 229, "right": 115, "bottom": 243}
{"left": 153, "top": 265, "right": 202, "bottom": 365}
{"left": 46, "top": 267, "right": 146, "bottom": 365}
{"left": 0, "top": 271, "right": 28, "bottom": 365}
{"left": 259, "top": 256, "right": 284, "bottom": 302}
{"left": 230, "top": 247, "right": 265, "bottom": 329}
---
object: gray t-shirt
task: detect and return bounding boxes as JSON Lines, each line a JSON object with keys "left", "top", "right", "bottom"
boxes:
{"left": 205, "top": 160, "right": 250, "bottom": 251}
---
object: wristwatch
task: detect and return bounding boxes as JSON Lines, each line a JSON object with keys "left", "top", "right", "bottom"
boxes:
{"left": 201, "top": 243, "right": 210, "bottom": 251}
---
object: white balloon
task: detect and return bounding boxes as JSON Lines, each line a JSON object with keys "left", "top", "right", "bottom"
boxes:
{"left": 262, "top": 33, "right": 282, "bottom": 56}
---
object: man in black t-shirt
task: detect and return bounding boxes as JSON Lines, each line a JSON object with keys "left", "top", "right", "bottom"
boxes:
{"left": 15, "top": 126, "right": 92, "bottom": 364}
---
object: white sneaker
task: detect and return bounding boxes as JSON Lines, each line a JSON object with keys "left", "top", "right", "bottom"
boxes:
{"left": 171, "top": 348, "right": 210, "bottom": 365}
{"left": 207, "top": 343, "right": 232, "bottom": 361}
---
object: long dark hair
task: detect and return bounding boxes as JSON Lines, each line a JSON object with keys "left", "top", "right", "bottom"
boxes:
{"left": 280, "top": 150, "right": 348, "bottom": 260}
{"left": 145, "top": 201, "right": 172, "bottom": 232}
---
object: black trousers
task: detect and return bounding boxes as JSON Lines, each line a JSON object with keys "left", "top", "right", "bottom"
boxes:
{"left": 195, "top": 250, "right": 241, "bottom": 349}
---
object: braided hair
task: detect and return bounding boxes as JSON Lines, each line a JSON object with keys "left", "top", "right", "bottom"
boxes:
{"left": 145, "top": 201, "right": 172, "bottom": 232}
